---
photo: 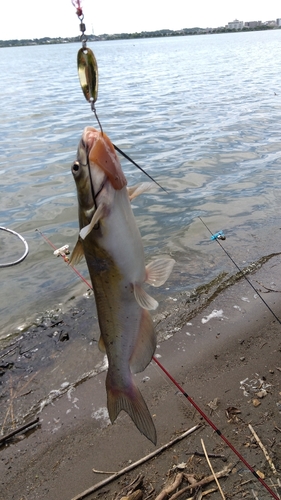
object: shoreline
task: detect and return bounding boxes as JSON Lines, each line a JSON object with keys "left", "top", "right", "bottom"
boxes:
{"left": 1, "top": 254, "right": 281, "bottom": 498}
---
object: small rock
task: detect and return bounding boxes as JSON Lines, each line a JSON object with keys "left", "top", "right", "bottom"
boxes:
{"left": 59, "top": 331, "right": 69, "bottom": 342}
{"left": 252, "top": 399, "right": 261, "bottom": 407}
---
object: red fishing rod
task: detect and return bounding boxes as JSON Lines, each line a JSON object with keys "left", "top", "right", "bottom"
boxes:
{"left": 37, "top": 229, "right": 280, "bottom": 500}
{"left": 35, "top": 229, "right": 92, "bottom": 289}
{"left": 153, "top": 356, "right": 280, "bottom": 499}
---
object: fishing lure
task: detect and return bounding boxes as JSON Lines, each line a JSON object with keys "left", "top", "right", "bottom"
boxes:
{"left": 77, "top": 47, "right": 98, "bottom": 104}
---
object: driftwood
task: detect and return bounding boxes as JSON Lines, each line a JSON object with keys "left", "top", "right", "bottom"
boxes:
{"left": 154, "top": 472, "right": 183, "bottom": 500}
{"left": 0, "top": 416, "right": 39, "bottom": 445}
{"left": 167, "top": 464, "right": 233, "bottom": 500}
{"left": 70, "top": 424, "right": 201, "bottom": 500}
{"left": 150, "top": 463, "right": 233, "bottom": 500}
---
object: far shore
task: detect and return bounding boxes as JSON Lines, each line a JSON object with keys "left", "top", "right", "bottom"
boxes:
{"left": 1, "top": 24, "right": 279, "bottom": 48}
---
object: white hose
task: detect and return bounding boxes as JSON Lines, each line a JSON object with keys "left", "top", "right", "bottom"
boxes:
{"left": 0, "top": 226, "right": 29, "bottom": 267}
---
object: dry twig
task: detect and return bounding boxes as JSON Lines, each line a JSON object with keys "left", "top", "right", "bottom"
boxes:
{"left": 201, "top": 438, "right": 226, "bottom": 500}
{"left": 248, "top": 424, "right": 277, "bottom": 474}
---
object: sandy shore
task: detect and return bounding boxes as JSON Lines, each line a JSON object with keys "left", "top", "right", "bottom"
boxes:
{"left": 1, "top": 255, "right": 281, "bottom": 500}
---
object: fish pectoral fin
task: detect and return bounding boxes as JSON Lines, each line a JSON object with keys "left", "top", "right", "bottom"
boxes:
{"left": 106, "top": 372, "right": 157, "bottom": 445}
{"left": 98, "top": 334, "right": 106, "bottom": 353}
{"left": 145, "top": 258, "right": 175, "bottom": 287}
{"left": 127, "top": 182, "right": 154, "bottom": 201}
{"left": 69, "top": 238, "right": 84, "bottom": 265}
{"left": 133, "top": 283, "right": 158, "bottom": 310}
{"left": 79, "top": 203, "right": 106, "bottom": 240}
{"left": 130, "top": 308, "right": 156, "bottom": 374}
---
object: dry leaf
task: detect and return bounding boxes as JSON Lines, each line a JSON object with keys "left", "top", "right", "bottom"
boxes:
{"left": 225, "top": 406, "right": 241, "bottom": 419}
{"left": 208, "top": 398, "right": 219, "bottom": 411}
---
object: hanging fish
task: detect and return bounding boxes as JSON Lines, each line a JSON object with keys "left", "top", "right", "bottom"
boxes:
{"left": 70, "top": 127, "right": 175, "bottom": 444}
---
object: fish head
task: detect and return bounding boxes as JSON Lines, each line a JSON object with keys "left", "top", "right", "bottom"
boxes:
{"left": 71, "top": 127, "right": 127, "bottom": 227}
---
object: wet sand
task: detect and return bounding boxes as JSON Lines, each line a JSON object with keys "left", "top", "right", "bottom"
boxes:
{"left": 1, "top": 255, "right": 281, "bottom": 499}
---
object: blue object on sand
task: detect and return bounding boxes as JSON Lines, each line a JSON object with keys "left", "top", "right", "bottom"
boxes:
{"left": 211, "top": 230, "right": 226, "bottom": 241}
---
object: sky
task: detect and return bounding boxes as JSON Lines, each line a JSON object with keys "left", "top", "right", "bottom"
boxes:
{"left": 0, "top": 0, "right": 280, "bottom": 40}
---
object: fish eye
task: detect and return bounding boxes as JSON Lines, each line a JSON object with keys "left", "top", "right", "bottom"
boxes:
{"left": 71, "top": 161, "right": 80, "bottom": 174}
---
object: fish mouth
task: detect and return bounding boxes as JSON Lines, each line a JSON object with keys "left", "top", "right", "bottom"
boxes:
{"left": 81, "top": 140, "right": 107, "bottom": 229}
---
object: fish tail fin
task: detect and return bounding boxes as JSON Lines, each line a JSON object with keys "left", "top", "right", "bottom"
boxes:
{"left": 106, "top": 373, "right": 157, "bottom": 445}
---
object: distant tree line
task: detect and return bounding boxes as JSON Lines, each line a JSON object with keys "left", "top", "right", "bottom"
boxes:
{"left": 0, "top": 25, "right": 278, "bottom": 48}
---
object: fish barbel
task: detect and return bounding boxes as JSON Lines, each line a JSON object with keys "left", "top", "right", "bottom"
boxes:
{"left": 71, "top": 127, "right": 175, "bottom": 444}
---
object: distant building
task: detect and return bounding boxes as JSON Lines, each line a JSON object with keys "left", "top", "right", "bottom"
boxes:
{"left": 227, "top": 19, "right": 244, "bottom": 30}
{"left": 264, "top": 20, "right": 277, "bottom": 26}
{"left": 244, "top": 21, "right": 262, "bottom": 28}
{"left": 277, "top": 18, "right": 281, "bottom": 26}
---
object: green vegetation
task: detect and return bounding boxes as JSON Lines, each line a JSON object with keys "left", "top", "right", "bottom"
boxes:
{"left": 0, "top": 25, "right": 279, "bottom": 48}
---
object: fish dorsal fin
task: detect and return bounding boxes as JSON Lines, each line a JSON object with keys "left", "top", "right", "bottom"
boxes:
{"left": 79, "top": 203, "right": 105, "bottom": 240}
{"left": 130, "top": 308, "right": 156, "bottom": 374}
{"left": 133, "top": 283, "right": 158, "bottom": 310}
{"left": 145, "top": 258, "right": 175, "bottom": 287}
{"left": 69, "top": 239, "right": 84, "bottom": 265}
{"left": 98, "top": 334, "right": 106, "bottom": 353}
{"left": 127, "top": 182, "right": 154, "bottom": 201}
{"left": 89, "top": 132, "right": 127, "bottom": 190}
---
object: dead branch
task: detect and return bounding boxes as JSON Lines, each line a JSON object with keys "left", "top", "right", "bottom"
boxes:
{"left": 70, "top": 425, "right": 201, "bottom": 500}
{"left": 154, "top": 472, "right": 183, "bottom": 500}
{"left": 0, "top": 416, "right": 39, "bottom": 445}
{"left": 168, "top": 463, "right": 233, "bottom": 500}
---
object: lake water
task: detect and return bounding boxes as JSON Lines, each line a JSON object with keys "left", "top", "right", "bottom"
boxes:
{"left": 1, "top": 30, "right": 281, "bottom": 341}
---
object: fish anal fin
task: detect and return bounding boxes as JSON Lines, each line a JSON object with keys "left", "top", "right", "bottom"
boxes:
{"left": 69, "top": 239, "right": 84, "bottom": 265}
{"left": 98, "top": 334, "right": 106, "bottom": 353}
{"left": 106, "top": 372, "right": 157, "bottom": 445}
{"left": 130, "top": 309, "right": 156, "bottom": 374}
{"left": 145, "top": 258, "right": 175, "bottom": 287}
{"left": 127, "top": 182, "right": 154, "bottom": 201}
{"left": 79, "top": 203, "right": 105, "bottom": 240}
{"left": 134, "top": 283, "right": 158, "bottom": 310}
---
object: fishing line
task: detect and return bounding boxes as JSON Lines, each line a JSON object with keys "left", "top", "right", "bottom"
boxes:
{"left": 113, "top": 144, "right": 168, "bottom": 194}
{"left": 72, "top": 2, "right": 165, "bottom": 193}
{"left": 0, "top": 227, "right": 29, "bottom": 267}
{"left": 198, "top": 216, "right": 281, "bottom": 326}
{"left": 38, "top": 230, "right": 280, "bottom": 499}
